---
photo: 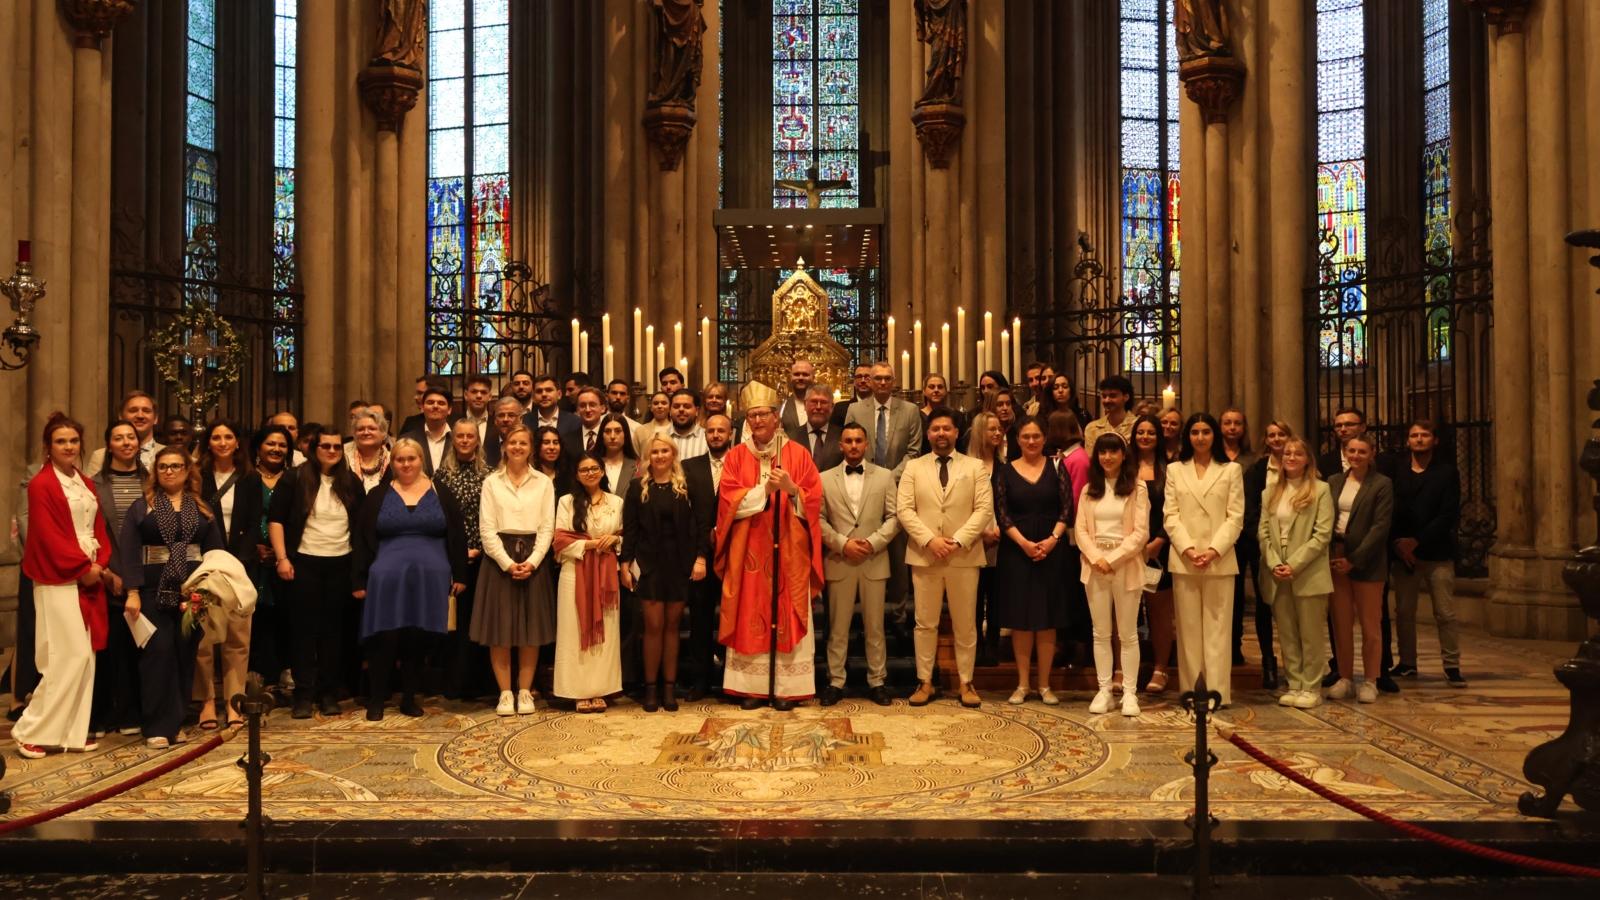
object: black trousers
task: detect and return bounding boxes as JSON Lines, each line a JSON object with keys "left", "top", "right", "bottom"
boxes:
{"left": 364, "top": 627, "right": 427, "bottom": 707}
{"left": 1231, "top": 541, "right": 1275, "bottom": 665}
{"left": 975, "top": 567, "right": 999, "bottom": 652}
{"left": 290, "top": 553, "right": 353, "bottom": 702}
{"left": 91, "top": 594, "right": 141, "bottom": 732}
{"left": 246, "top": 572, "right": 292, "bottom": 685}
{"left": 9, "top": 574, "right": 40, "bottom": 702}
{"left": 440, "top": 559, "right": 491, "bottom": 699}
{"left": 140, "top": 606, "right": 200, "bottom": 741}
{"left": 687, "top": 573, "right": 722, "bottom": 688}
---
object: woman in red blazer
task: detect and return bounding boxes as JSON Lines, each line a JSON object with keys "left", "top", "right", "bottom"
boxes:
{"left": 14, "top": 413, "right": 112, "bottom": 759}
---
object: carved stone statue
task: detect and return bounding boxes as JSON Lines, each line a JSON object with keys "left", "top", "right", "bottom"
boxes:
{"left": 1175, "top": 0, "right": 1233, "bottom": 62}
{"left": 914, "top": 0, "right": 967, "bottom": 107}
{"left": 372, "top": 0, "right": 427, "bottom": 70}
{"left": 646, "top": 0, "right": 707, "bottom": 108}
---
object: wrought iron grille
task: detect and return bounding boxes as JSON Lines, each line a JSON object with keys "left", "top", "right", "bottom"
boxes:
{"left": 1019, "top": 233, "right": 1182, "bottom": 415}
{"left": 715, "top": 265, "right": 883, "bottom": 387}
{"left": 1304, "top": 212, "right": 1495, "bottom": 575}
{"left": 425, "top": 257, "right": 603, "bottom": 382}
{"left": 109, "top": 226, "right": 303, "bottom": 427}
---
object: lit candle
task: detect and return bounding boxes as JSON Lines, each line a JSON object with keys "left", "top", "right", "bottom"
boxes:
{"left": 886, "top": 315, "right": 896, "bottom": 367}
{"left": 571, "top": 318, "right": 581, "bottom": 374}
{"left": 16, "top": 240, "right": 30, "bottom": 264}
{"left": 912, "top": 320, "right": 923, "bottom": 387}
{"left": 833, "top": 388, "right": 841, "bottom": 403}
{"left": 928, "top": 343, "right": 938, "bottom": 386}
{"left": 604, "top": 345, "right": 615, "bottom": 384}
{"left": 633, "top": 308, "right": 643, "bottom": 383}
{"left": 673, "top": 321, "right": 683, "bottom": 367}
{"left": 956, "top": 307, "right": 967, "bottom": 383}
{"left": 680, "top": 356, "right": 690, "bottom": 390}
{"left": 900, "top": 350, "right": 911, "bottom": 392}
{"left": 601, "top": 313, "right": 611, "bottom": 359}
{"left": 999, "top": 330, "right": 1010, "bottom": 383}
{"left": 975, "top": 339, "right": 986, "bottom": 380}
{"left": 701, "top": 317, "right": 712, "bottom": 386}
{"left": 644, "top": 324, "right": 655, "bottom": 383}
{"left": 940, "top": 323, "right": 950, "bottom": 380}
{"left": 1162, "top": 384, "right": 1177, "bottom": 411}
{"left": 657, "top": 343, "right": 666, "bottom": 384}
{"left": 580, "top": 329, "right": 590, "bottom": 373}
{"left": 982, "top": 311, "right": 993, "bottom": 367}
{"left": 1012, "top": 316, "right": 1023, "bottom": 386}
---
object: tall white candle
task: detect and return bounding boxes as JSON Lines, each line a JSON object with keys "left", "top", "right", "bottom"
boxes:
{"left": 673, "top": 322, "right": 683, "bottom": 368}
{"left": 982, "top": 311, "right": 993, "bottom": 368}
{"left": 928, "top": 343, "right": 938, "bottom": 385}
{"left": 900, "top": 350, "right": 911, "bottom": 392}
{"left": 912, "top": 320, "right": 923, "bottom": 387}
{"left": 1012, "top": 317, "right": 1023, "bottom": 385}
{"left": 1162, "top": 384, "right": 1176, "bottom": 411}
{"left": 701, "top": 317, "right": 712, "bottom": 386}
{"left": 975, "top": 339, "right": 986, "bottom": 380}
{"left": 999, "top": 330, "right": 1010, "bottom": 383}
{"left": 571, "top": 318, "right": 581, "bottom": 374}
{"left": 940, "top": 323, "right": 950, "bottom": 379}
{"left": 644, "top": 324, "right": 655, "bottom": 382}
{"left": 580, "top": 330, "right": 590, "bottom": 374}
{"left": 886, "top": 315, "right": 896, "bottom": 367}
{"left": 633, "top": 308, "right": 643, "bottom": 383}
{"left": 680, "top": 356, "right": 690, "bottom": 390}
{"left": 601, "top": 313, "right": 611, "bottom": 360}
{"left": 657, "top": 344, "right": 666, "bottom": 384}
{"left": 955, "top": 308, "right": 966, "bottom": 383}
{"left": 604, "top": 345, "right": 615, "bottom": 384}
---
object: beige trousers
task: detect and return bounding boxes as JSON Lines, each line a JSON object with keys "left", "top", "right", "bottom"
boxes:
{"left": 910, "top": 565, "right": 979, "bottom": 685}
{"left": 193, "top": 612, "right": 253, "bottom": 714}
{"left": 1173, "top": 574, "right": 1234, "bottom": 705}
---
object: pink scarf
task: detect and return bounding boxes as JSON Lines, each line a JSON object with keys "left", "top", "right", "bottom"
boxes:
{"left": 552, "top": 529, "right": 619, "bottom": 651}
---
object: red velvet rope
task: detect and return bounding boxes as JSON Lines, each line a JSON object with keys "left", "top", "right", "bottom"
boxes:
{"left": 0, "top": 733, "right": 228, "bottom": 837}
{"left": 1214, "top": 722, "right": 1600, "bottom": 879}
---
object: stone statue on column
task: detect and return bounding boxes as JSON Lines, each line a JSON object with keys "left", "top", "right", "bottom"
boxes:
{"left": 1176, "top": 0, "right": 1244, "bottom": 125}
{"left": 910, "top": 0, "right": 967, "bottom": 169}
{"left": 371, "top": 0, "right": 427, "bottom": 70}
{"left": 642, "top": 0, "right": 707, "bottom": 171}
{"left": 1175, "top": 0, "right": 1232, "bottom": 63}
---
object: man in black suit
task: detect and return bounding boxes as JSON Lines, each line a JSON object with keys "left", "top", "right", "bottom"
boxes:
{"left": 1317, "top": 406, "right": 1367, "bottom": 478}
{"left": 524, "top": 374, "right": 582, "bottom": 455}
{"left": 483, "top": 395, "right": 524, "bottom": 468}
{"left": 681, "top": 413, "right": 734, "bottom": 699}
{"left": 398, "top": 375, "right": 432, "bottom": 436}
{"left": 788, "top": 384, "right": 844, "bottom": 472}
{"left": 400, "top": 385, "right": 455, "bottom": 476}
{"left": 778, "top": 359, "right": 817, "bottom": 432}
{"left": 832, "top": 362, "right": 872, "bottom": 427}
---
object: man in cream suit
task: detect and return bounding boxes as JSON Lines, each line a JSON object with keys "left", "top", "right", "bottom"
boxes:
{"left": 846, "top": 360, "right": 924, "bottom": 632}
{"left": 818, "top": 423, "right": 900, "bottom": 707}
{"left": 896, "top": 408, "right": 993, "bottom": 708}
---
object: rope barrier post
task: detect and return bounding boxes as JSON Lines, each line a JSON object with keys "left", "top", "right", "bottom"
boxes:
{"left": 0, "top": 753, "right": 10, "bottom": 815}
{"left": 1180, "top": 670, "right": 1223, "bottom": 899}
{"left": 231, "top": 672, "right": 276, "bottom": 900}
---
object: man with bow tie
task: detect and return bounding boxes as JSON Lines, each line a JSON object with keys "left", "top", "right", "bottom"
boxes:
{"left": 817, "top": 423, "right": 900, "bottom": 706}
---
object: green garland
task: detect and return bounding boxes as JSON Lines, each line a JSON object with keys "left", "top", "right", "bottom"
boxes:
{"left": 151, "top": 301, "right": 246, "bottom": 417}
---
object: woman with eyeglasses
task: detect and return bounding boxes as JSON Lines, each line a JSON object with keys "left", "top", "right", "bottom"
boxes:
{"left": 119, "top": 446, "right": 226, "bottom": 749}
{"left": 346, "top": 407, "right": 392, "bottom": 492}
{"left": 269, "top": 426, "right": 365, "bottom": 719}
{"left": 353, "top": 438, "right": 468, "bottom": 721}
{"left": 553, "top": 457, "right": 624, "bottom": 712}
{"left": 193, "top": 420, "right": 255, "bottom": 730}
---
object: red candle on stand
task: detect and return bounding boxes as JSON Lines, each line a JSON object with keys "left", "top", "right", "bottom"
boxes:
{"left": 16, "top": 240, "right": 29, "bottom": 264}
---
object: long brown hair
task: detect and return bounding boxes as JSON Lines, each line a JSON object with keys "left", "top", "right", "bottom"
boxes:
{"left": 1085, "top": 433, "right": 1138, "bottom": 500}
{"left": 144, "top": 446, "right": 214, "bottom": 520}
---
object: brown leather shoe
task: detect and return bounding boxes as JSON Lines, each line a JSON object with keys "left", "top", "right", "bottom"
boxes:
{"left": 908, "top": 682, "right": 938, "bottom": 707}
{"left": 959, "top": 683, "right": 981, "bottom": 708}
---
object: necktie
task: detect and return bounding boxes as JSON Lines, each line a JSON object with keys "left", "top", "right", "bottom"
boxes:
{"left": 875, "top": 404, "right": 888, "bottom": 467}
{"left": 811, "top": 427, "right": 824, "bottom": 454}
{"left": 585, "top": 430, "right": 597, "bottom": 453}
{"left": 845, "top": 464, "right": 864, "bottom": 475}
{"left": 938, "top": 455, "right": 950, "bottom": 488}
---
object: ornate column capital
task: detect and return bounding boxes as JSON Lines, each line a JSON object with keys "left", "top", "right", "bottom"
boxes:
{"left": 642, "top": 103, "right": 697, "bottom": 172}
{"left": 1180, "top": 55, "right": 1246, "bottom": 126}
{"left": 910, "top": 102, "right": 966, "bottom": 169}
{"left": 1464, "top": 0, "right": 1535, "bottom": 35}
{"left": 57, "top": 0, "right": 135, "bottom": 50}
{"left": 358, "top": 63, "right": 424, "bottom": 133}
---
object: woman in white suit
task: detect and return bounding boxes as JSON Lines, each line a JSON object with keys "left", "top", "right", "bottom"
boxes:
{"left": 1162, "top": 412, "right": 1246, "bottom": 706}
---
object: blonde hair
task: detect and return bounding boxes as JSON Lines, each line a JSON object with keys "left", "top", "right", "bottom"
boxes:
{"left": 640, "top": 434, "right": 688, "bottom": 501}
{"left": 440, "top": 418, "right": 488, "bottom": 475}
{"left": 1269, "top": 437, "right": 1320, "bottom": 513}
{"left": 390, "top": 436, "right": 427, "bottom": 479}
{"left": 493, "top": 425, "right": 534, "bottom": 473}
{"left": 966, "top": 412, "right": 1001, "bottom": 468}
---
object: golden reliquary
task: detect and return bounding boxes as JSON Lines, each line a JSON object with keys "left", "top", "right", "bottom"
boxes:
{"left": 745, "top": 260, "right": 852, "bottom": 401}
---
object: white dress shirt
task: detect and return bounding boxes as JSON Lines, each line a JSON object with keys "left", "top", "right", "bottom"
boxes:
{"left": 669, "top": 425, "right": 708, "bottom": 460}
{"left": 479, "top": 467, "right": 555, "bottom": 571}
{"left": 842, "top": 461, "right": 865, "bottom": 513}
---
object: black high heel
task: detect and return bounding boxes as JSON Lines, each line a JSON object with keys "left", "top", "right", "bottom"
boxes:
{"left": 662, "top": 682, "right": 679, "bottom": 712}
{"left": 642, "top": 683, "right": 660, "bottom": 713}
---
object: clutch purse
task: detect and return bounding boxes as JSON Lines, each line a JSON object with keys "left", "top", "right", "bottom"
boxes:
{"left": 1141, "top": 560, "right": 1164, "bottom": 593}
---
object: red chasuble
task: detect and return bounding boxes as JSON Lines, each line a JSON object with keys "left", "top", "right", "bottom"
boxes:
{"left": 713, "top": 437, "right": 824, "bottom": 657}
{"left": 21, "top": 467, "right": 112, "bottom": 651}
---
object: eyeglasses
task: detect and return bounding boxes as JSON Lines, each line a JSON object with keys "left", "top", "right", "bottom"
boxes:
{"left": 155, "top": 462, "right": 187, "bottom": 473}
{"left": 317, "top": 443, "right": 344, "bottom": 451}
{"left": 577, "top": 467, "right": 603, "bottom": 476}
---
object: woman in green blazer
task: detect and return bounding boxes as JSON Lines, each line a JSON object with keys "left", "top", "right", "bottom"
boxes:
{"left": 1325, "top": 434, "right": 1394, "bottom": 705}
{"left": 1257, "top": 439, "right": 1333, "bottom": 709}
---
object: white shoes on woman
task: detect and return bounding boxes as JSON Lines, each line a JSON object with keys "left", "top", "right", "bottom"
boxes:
{"left": 517, "top": 690, "right": 537, "bottom": 715}
{"left": 496, "top": 691, "right": 516, "bottom": 716}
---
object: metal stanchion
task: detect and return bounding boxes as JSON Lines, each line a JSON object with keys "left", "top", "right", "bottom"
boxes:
{"left": 1180, "top": 671, "right": 1222, "bottom": 899}
{"left": 231, "top": 673, "right": 275, "bottom": 900}
{"left": 0, "top": 753, "right": 10, "bottom": 815}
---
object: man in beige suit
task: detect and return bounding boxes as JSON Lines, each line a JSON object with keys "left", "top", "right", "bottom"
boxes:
{"left": 896, "top": 408, "right": 993, "bottom": 708}
{"left": 817, "top": 423, "right": 900, "bottom": 707}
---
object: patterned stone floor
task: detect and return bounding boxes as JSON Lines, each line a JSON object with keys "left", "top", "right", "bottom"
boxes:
{"left": 0, "top": 624, "right": 1582, "bottom": 823}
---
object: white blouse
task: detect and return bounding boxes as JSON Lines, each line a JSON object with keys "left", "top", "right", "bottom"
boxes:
{"left": 1090, "top": 492, "right": 1130, "bottom": 544}
{"left": 554, "top": 492, "right": 623, "bottom": 565}
{"left": 1335, "top": 477, "right": 1360, "bottom": 534}
{"left": 212, "top": 470, "right": 236, "bottom": 534}
{"left": 479, "top": 467, "right": 555, "bottom": 572}
{"left": 300, "top": 475, "right": 352, "bottom": 557}
{"left": 54, "top": 465, "right": 101, "bottom": 561}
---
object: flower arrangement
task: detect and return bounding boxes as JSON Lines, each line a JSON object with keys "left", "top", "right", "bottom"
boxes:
{"left": 180, "top": 587, "right": 222, "bottom": 639}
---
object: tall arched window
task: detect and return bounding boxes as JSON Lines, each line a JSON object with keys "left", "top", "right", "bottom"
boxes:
{"left": 772, "top": 0, "right": 860, "bottom": 209}
{"left": 426, "top": 0, "right": 512, "bottom": 376}
{"left": 272, "top": 0, "right": 297, "bottom": 371}
{"left": 184, "top": 0, "right": 219, "bottom": 255}
{"left": 1421, "top": 0, "right": 1452, "bottom": 360}
{"left": 1117, "top": 0, "right": 1181, "bottom": 374}
{"left": 1314, "top": 0, "right": 1367, "bottom": 368}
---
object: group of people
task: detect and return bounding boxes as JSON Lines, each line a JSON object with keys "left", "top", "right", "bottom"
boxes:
{"left": 6, "top": 357, "right": 1467, "bottom": 759}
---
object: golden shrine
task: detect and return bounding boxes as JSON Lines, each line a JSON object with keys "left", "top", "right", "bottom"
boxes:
{"left": 744, "top": 259, "right": 852, "bottom": 400}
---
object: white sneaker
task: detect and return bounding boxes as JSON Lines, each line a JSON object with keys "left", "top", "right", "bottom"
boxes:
{"left": 1121, "top": 693, "right": 1140, "bottom": 717}
{"left": 1326, "top": 678, "right": 1352, "bottom": 700}
{"left": 1278, "top": 691, "right": 1297, "bottom": 707}
{"left": 145, "top": 736, "right": 170, "bottom": 750}
{"left": 516, "top": 690, "right": 537, "bottom": 715}
{"left": 1088, "top": 689, "right": 1114, "bottom": 714}
{"left": 1356, "top": 680, "right": 1378, "bottom": 703}
{"left": 1294, "top": 690, "right": 1323, "bottom": 709}
{"left": 1039, "top": 688, "right": 1060, "bottom": 706}
{"left": 279, "top": 668, "right": 296, "bottom": 693}
{"left": 495, "top": 691, "right": 516, "bottom": 716}
{"left": 1007, "top": 687, "right": 1028, "bottom": 705}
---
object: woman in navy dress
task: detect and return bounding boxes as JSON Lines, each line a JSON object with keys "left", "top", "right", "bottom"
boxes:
{"left": 353, "top": 438, "right": 467, "bottom": 721}
{"left": 993, "top": 416, "right": 1074, "bottom": 704}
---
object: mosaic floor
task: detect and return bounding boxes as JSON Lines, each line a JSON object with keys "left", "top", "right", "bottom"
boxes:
{"left": 0, "top": 624, "right": 1583, "bottom": 824}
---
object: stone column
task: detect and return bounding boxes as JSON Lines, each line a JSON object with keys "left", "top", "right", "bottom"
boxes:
{"left": 397, "top": 75, "right": 427, "bottom": 400}
{"left": 974, "top": 0, "right": 1005, "bottom": 398}
{"left": 1263, "top": 0, "right": 1308, "bottom": 434}
{"left": 28, "top": 0, "right": 74, "bottom": 423}
{"left": 1231, "top": 0, "right": 1263, "bottom": 426}
{"left": 1178, "top": 86, "right": 1208, "bottom": 414}
{"left": 602, "top": 0, "right": 634, "bottom": 384}
{"left": 887, "top": 1, "right": 914, "bottom": 362}
{"left": 1181, "top": 54, "right": 1246, "bottom": 416}
{"left": 297, "top": 0, "right": 335, "bottom": 424}
{"left": 359, "top": 59, "right": 422, "bottom": 416}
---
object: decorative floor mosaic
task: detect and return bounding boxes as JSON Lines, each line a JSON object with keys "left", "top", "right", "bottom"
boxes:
{"left": 0, "top": 625, "right": 1582, "bottom": 823}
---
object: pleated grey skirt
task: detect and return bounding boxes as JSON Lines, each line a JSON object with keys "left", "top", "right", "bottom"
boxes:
{"left": 470, "top": 557, "right": 556, "bottom": 648}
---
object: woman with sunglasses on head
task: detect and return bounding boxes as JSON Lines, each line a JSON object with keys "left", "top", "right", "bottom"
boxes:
{"left": 553, "top": 457, "right": 625, "bottom": 712}
{"left": 192, "top": 420, "right": 255, "bottom": 730}
{"left": 119, "top": 446, "right": 226, "bottom": 749}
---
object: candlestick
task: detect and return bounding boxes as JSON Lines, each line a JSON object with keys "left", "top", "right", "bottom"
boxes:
{"left": 644, "top": 324, "right": 655, "bottom": 382}
{"left": 601, "top": 313, "right": 611, "bottom": 360}
{"left": 16, "top": 241, "right": 30, "bottom": 264}
{"left": 1162, "top": 384, "right": 1176, "bottom": 411}
{"left": 912, "top": 320, "right": 923, "bottom": 387}
{"left": 633, "top": 308, "right": 643, "bottom": 383}
{"left": 700, "top": 316, "right": 712, "bottom": 386}
{"left": 955, "top": 308, "right": 966, "bottom": 383}
{"left": 900, "top": 350, "right": 911, "bottom": 392}
{"left": 605, "top": 345, "right": 615, "bottom": 384}
{"left": 999, "top": 330, "right": 1010, "bottom": 383}
{"left": 940, "top": 323, "right": 950, "bottom": 380}
{"left": 886, "top": 315, "right": 896, "bottom": 367}
{"left": 673, "top": 321, "right": 683, "bottom": 367}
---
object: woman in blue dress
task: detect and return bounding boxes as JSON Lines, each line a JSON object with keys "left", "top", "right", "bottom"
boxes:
{"left": 352, "top": 438, "right": 468, "bottom": 721}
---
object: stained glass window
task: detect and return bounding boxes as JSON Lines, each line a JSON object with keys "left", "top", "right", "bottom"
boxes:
{"left": 1422, "top": 0, "right": 1452, "bottom": 360}
{"left": 184, "top": 0, "right": 218, "bottom": 251}
{"left": 1118, "top": 0, "right": 1181, "bottom": 373}
{"left": 427, "top": 0, "right": 512, "bottom": 376}
{"left": 271, "top": 0, "right": 297, "bottom": 372}
{"left": 1315, "top": 0, "right": 1367, "bottom": 368}
{"left": 772, "top": 0, "right": 860, "bottom": 208}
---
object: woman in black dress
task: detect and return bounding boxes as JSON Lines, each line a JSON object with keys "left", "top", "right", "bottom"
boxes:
{"left": 994, "top": 416, "right": 1074, "bottom": 705}
{"left": 1133, "top": 414, "right": 1174, "bottom": 693}
{"left": 619, "top": 435, "right": 705, "bottom": 713}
